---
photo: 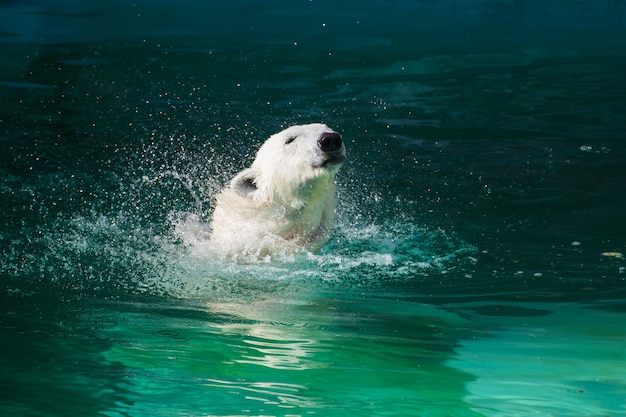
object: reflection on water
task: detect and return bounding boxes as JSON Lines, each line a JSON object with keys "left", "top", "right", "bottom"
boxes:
{"left": 234, "top": 330, "right": 318, "bottom": 371}
{"left": 93, "top": 291, "right": 480, "bottom": 416}
{"left": 95, "top": 292, "right": 626, "bottom": 416}
{"left": 204, "top": 379, "right": 318, "bottom": 411}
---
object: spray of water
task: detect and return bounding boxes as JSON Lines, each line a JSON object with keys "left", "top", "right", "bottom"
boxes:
{"left": 2, "top": 130, "right": 477, "bottom": 301}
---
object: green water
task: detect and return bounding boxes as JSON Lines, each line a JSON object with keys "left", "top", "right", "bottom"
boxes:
{"left": 2, "top": 1, "right": 626, "bottom": 416}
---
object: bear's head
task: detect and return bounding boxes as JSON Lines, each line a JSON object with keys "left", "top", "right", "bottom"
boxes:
{"left": 229, "top": 123, "right": 346, "bottom": 206}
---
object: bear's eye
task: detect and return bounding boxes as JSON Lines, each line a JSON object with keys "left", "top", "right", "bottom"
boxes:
{"left": 284, "top": 136, "right": 297, "bottom": 145}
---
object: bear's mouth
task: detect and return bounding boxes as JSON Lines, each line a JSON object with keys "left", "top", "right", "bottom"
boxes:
{"left": 317, "top": 153, "right": 346, "bottom": 168}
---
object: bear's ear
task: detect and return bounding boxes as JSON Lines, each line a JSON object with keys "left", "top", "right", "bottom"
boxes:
{"left": 230, "top": 168, "right": 258, "bottom": 197}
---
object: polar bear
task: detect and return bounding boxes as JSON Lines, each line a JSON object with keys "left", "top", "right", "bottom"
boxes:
{"left": 209, "top": 123, "right": 346, "bottom": 258}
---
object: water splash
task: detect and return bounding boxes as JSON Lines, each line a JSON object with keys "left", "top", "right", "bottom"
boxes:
{"left": 1, "top": 128, "right": 477, "bottom": 301}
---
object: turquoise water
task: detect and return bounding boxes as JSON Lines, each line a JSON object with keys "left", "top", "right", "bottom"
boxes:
{"left": 2, "top": 1, "right": 626, "bottom": 416}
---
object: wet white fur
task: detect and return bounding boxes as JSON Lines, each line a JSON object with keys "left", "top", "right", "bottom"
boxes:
{"left": 210, "top": 123, "right": 346, "bottom": 259}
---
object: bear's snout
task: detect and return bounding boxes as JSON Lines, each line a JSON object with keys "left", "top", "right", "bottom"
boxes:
{"left": 318, "top": 132, "right": 343, "bottom": 153}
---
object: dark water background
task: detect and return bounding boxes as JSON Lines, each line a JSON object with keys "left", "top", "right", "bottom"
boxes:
{"left": 2, "top": 1, "right": 626, "bottom": 416}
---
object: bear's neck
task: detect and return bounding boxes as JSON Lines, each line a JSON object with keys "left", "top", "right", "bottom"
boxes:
{"left": 271, "top": 175, "right": 336, "bottom": 247}
{"left": 276, "top": 174, "right": 335, "bottom": 212}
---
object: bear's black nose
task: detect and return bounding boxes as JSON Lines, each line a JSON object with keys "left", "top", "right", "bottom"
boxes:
{"left": 318, "top": 132, "right": 343, "bottom": 152}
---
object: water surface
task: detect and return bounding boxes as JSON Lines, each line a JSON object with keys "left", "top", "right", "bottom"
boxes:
{"left": 1, "top": 1, "right": 626, "bottom": 416}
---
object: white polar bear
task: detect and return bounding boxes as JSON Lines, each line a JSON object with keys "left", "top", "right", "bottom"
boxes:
{"left": 210, "top": 123, "right": 346, "bottom": 258}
